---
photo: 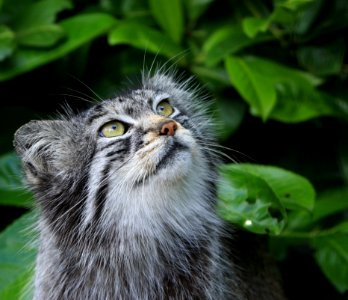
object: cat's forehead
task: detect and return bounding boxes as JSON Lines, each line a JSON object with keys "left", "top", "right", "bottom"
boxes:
{"left": 85, "top": 88, "right": 170, "bottom": 122}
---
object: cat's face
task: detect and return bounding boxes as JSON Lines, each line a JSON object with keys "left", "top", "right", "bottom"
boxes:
{"left": 14, "top": 73, "right": 217, "bottom": 236}
{"left": 87, "top": 88, "right": 197, "bottom": 187}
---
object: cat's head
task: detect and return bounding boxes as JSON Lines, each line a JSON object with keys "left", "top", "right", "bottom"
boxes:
{"left": 14, "top": 72, "right": 219, "bottom": 237}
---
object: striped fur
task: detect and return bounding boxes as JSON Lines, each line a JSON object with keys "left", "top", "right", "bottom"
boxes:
{"left": 14, "top": 72, "right": 285, "bottom": 299}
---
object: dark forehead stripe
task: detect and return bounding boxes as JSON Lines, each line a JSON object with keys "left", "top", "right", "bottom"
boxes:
{"left": 147, "top": 97, "right": 154, "bottom": 107}
{"left": 86, "top": 105, "right": 110, "bottom": 125}
{"left": 131, "top": 88, "right": 157, "bottom": 106}
{"left": 123, "top": 105, "right": 134, "bottom": 116}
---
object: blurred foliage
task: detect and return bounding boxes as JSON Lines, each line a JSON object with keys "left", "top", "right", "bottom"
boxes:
{"left": 0, "top": 0, "right": 348, "bottom": 299}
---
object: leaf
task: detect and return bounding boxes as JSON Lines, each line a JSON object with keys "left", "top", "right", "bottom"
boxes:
{"left": 269, "top": 6, "right": 297, "bottom": 27}
{"left": 274, "top": 0, "right": 316, "bottom": 11}
{"left": 12, "top": 0, "right": 72, "bottom": 29}
{"left": 225, "top": 55, "right": 277, "bottom": 120}
{"left": 305, "top": 188, "right": 348, "bottom": 224}
{"left": 242, "top": 17, "right": 269, "bottom": 38}
{"left": 183, "top": 0, "right": 213, "bottom": 23}
{"left": 203, "top": 26, "right": 270, "bottom": 67}
{"left": 120, "top": 0, "right": 149, "bottom": 17}
{"left": 286, "top": 187, "right": 348, "bottom": 230}
{"left": 289, "top": 0, "right": 323, "bottom": 35}
{"left": 218, "top": 163, "right": 315, "bottom": 234}
{"left": 0, "top": 152, "right": 32, "bottom": 207}
{"left": 0, "top": 212, "right": 37, "bottom": 300}
{"left": 191, "top": 65, "right": 231, "bottom": 87}
{"left": 108, "top": 21, "right": 182, "bottom": 58}
{"left": 271, "top": 84, "right": 338, "bottom": 123}
{"left": 225, "top": 55, "right": 339, "bottom": 122}
{"left": 0, "top": 25, "right": 15, "bottom": 61}
{"left": 328, "top": 222, "right": 348, "bottom": 235}
{"left": 297, "top": 39, "right": 345, "bottom": 76}
{"left": 16, "top": 24, "right": 65, "bottom": 48}
{"left": 232, "top": 164, "right": 315, "bottom": 211}
{"left": 148, "top": 0, "right": 184, "bottom": 44}
{"left": 0, "top": 13, "right": 115, "bottom": 81}
{"left": 218, "top": 165, "right": 286, "bottom": 235}
{"left": 301, "top": 0, "right": 348, "bottom": 39}
{"left": 313, "top": 236, "right": 348, "bottom": 293}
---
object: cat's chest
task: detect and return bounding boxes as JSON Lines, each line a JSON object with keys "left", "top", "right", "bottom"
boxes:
{"left": 42, "top": 232, "right": 215, "bottom": 300}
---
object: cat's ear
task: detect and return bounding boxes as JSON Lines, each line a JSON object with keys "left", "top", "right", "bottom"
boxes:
{"left": 14, "top": 120, "right": 72, "bottom": 185}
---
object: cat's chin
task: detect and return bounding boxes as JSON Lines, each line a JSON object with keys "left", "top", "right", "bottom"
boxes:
{"left": 130, "top": 134, "right": 197, "bottom": 184}
{"left": 151, "top": 146, "right": 193, "bottom": 182}
{"left": 139, "top": 143, "right": 193, "bottom": 184}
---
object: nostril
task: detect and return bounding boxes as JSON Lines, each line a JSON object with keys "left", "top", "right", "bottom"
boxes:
{"left": 160, "top": 121, "right": 178, "bottom": 136}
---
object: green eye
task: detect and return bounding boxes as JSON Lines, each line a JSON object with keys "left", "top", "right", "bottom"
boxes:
{"left": 156, "top": 100, "right": 174, "bottom": 117}
{"left": 99, "top": 121, "right": 126, "bottom": 138}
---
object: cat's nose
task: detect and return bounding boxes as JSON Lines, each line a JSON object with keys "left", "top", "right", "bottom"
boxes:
{"left": 160, "top": 121, "right": 178, "bottom": 136}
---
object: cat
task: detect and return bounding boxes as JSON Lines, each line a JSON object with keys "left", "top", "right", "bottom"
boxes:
{"left": 14, "top": 71, "right": 285, "bottom": 299}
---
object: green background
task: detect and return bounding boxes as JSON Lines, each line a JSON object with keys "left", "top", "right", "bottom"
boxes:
{"left": 0, "top": 0, "right": 348, "bottom": 299}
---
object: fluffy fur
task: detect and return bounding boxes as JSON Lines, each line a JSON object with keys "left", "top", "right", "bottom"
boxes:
{"left": 14, "top": 71, "right": 285, "bottom": 299}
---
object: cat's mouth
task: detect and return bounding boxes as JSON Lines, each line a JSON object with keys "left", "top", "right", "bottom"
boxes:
{"left": 133, "top": 136, "right": 192, "bottom": 184}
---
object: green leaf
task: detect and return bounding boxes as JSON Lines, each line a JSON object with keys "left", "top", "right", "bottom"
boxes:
{"left": 225, "top": 55, "right": 277, "bottom": 120}
{"left": 148, "top": 0, "right": 184, "bottom": 44}
{"left": 191, "top": 65, "right": 230, "bottom": 87}
{"left": 108, "top": 21, "right": 182, "bottom": 58}
{"left": 232, "top": 164, "right": 315, "bottom": 211}
{"left": 0, "top": 25, "right": 15, "bottom": 61}
{"left": 269, "top": 6, "right": 297, "bottom": 27}
{"left": 313, "top": 236, "right": 348, "bottom": 293}
{"left": 305, "top": 188, "right": 348, "bottom": 224}
{"left": 12, "top": 0, "right": 72, "bottom": 29}
{"left": 225, "top": 55, "right": 339, "bottom": 122}
{"left": 0, "top": 13, "right": 115, "bottom": 81}
{"left": 120, "top": 0, "right": 149, "bottom": 17}
{"left": 297, "top": 40, "right": 345, "bottom": 76}
{"left": 203, "top": 26, "right": 270, "bottom": 67}
{"left": 183, "top": 0, "right": 213, "bottom": 23}
{"left": 242, "top": 17, "right": 269, "bottom": 38}
{"left": 271, "top": 84, "right": 338, "bottom": 123}
{"left": 290, "top": 0, "right": 323, "bottom": 35}
{"left": 218, "top": 164, "right": 315, "bottom": 234}
{"left": 218, "top": 164, "right": 286, "bottom": 235}
{"left": 0, "top": 212, "right": 37, "bottom": 300}
{"left": 0, "top": 153, "right": 32, "bottom": 207}
{"left": 287, "top": 187, "right": 348, "bottom": 230}
{"left": 17, "top": 24, "right": 65, "bottom": 48}
{"left": 328, "top": 222, "right": 348, "bottom": 235}
{"left": 274, "top": 0, "right": 315, "bottom": 11}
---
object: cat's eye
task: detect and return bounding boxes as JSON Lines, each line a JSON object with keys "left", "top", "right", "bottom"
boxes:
{"left": 156, "top": 100, "right": 174, "bottom": 117}
{"left": 99, "top": 121, "right": 126, "bottom": 138}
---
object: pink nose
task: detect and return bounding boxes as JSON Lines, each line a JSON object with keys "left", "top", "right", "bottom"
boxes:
{"left": 160, "top": 121, "right": 178, "bottom": 136}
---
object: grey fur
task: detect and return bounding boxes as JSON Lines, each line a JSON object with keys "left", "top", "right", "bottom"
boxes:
{"left": 14, "top": 71, "right": 285, "bottom": 300}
